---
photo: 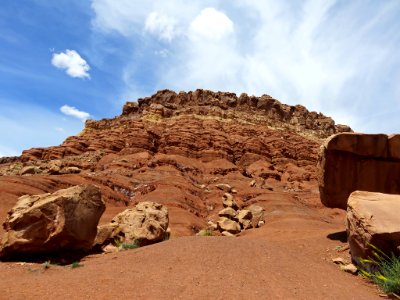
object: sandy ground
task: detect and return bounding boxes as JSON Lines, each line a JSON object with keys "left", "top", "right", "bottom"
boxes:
{"left": 0, "top": 204, "right": 381, "bottom": 300}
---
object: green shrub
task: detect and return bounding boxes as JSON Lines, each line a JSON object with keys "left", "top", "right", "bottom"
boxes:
{"left": 198, "top": 229, "right": 213, "bottom": 236}
{"left": 359, "top": 244, "right": 400, "bottom": 295}
{"left": 121, "top": 241, "right": 140, "bottom": 250}
{"left": 71, "top": 261, "right": 84, "bottom": 269}
{"left": 42, "top": 260, "right": 51, "bottom": 270}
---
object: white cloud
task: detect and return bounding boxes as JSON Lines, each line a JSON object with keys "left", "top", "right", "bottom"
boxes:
{"left": 145, "top": 12, "right": 178, "bottom": 42}
{"left": 55, "top": 127, "right": 65, "bottom": 132}
{"left": 60, "top": 105, "right": 90, "bottom": 121}
{"left": 51, "top": 49, "right": 90, "bottom": 78}
{"left": 90, "top": 0, "right": 400, "bottom": 133}
{"left": 189, "top": 8, "right": 234, "bottom": 40}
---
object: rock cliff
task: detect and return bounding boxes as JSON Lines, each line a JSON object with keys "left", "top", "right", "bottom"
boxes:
{"left": 0, "top": 89, "right": 351, "bottom": 236}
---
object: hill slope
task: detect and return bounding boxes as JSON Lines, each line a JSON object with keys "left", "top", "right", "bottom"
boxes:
{"left": 0, "top": 90, "right": 380, "bottom": 299}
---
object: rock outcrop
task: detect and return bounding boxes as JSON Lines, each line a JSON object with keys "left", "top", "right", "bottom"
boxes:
{"left": 208, "top": 191, "right": 265, "bottom": 236}
{"left": 0, "top": 185, "right": 105, "bottom": 259}
{"left": 95, "top": 201, "right": 169, "bottom": 248}
{"left": 318, "top": 133, "right": 400, "bottom": 209}
{"left": 0, "top": 89, "right": 350, "bottom": 238}
{"left": 347, "top": 191, "right": 400, "bottom": 263}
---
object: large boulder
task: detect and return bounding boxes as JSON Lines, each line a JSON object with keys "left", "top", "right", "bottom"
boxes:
{"left": 95, "top": 201, "right": 169, "bottom": 247}
{"left": 347, "top": 191, "right": 400, "bottom": 264}
{"left": 318, "top": 133, "right": 400, "bottom": 209}
{"left": 0, "top": 185, "right": 105, "bottom": 259}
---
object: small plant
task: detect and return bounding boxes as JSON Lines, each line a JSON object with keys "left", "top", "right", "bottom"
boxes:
{"left": 163, "top": 230, "right": 171, "bottom": 241}
{"left": 198, "top": 229, "right": 213, "bottom": 236}
{"left": 121, "top": 241, "right": 140, "bottom": 250}
{"left": 113, "top": 237, "right": 123, "bottom": 247}
{"left": 359, "top": 244, "right": 400, "bottom": 295}
{"left": 71, "top": 261, "right": 84, "bottom": 269}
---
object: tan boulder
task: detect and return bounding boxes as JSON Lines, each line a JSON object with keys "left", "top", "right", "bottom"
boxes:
{"left": 95, "top": 201, "right": 169, "bottom": 247}
{"left": 218, "top": 207, "right": 237, "bottom": 219}
{"left": 347, "top": 191, "right": 400, "bottom": 264}
{"left": 0, "top": 185, "right": 105, "bottom": 259}
{"left": 246, "top": 205, "right": 265, "bottom": 228}
{"left": 20, "top": 166, "right": 39, "bottom": 175}
{"left": 221, "top": 231, "right": 235, "bottom": 237}
{"left": 237, "top": 210, "right": 253, "bottom": 230}
{"left": 217, "top": 217, "right": 241, "bottom": 234}
{"left": 318, "top": 133, "right": 400, "bottom": 209}
{"left": 216, "top": 183, "right": 232, "bottom": 193}
{"left": 61, "top": 166, "right": 81, "bottom": 174}
{"left": 222, "top": 193, "right": 238, "bottom": 210}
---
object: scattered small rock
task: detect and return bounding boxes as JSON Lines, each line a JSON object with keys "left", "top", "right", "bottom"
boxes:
{"left": 61, "top": 166, "right": 81, "bottom": 174}
{"left": 207, "top": 221, "right": 218, "bottom": 230}
{"left": 216, "top": 183, "right": 232, "bottom": 192}
{"left": 332, "top": 257, "right": 345, "bottom": 265}
{"left": 217, "top": 217, "right": 241, "bottom": 234}
{"left": 340, "top": 263, "right": 358, "bottom": 275}
{"left": 218, "top": 207, "right": 237, "bottom": 219}
{"left": 20, "top": 166, "right": 39, "bottom": 175}
{"left": 247, "top": 205, "right": 265, "bottom": 228}
{"left": 221, "top": 231, "right": 235, "bottom": 237}
{"left": 222, "top": 193, "right": 239, "bottom": 210}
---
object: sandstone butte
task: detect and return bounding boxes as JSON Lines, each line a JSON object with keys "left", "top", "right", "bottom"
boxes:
{"left": 0, "top": 89, "right": 383, "bottom": 299}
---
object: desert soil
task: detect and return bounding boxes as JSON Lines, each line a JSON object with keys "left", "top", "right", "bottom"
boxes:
{"left": 0, "top": 191, "right": 380, "bottom": 299}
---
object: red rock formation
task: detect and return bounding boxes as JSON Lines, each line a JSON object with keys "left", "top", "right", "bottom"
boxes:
{"left": 0, "top": 89, "right": 351, "bottom": 236}
{"left": 318, "top": 133, "right": 400, "bottom": 209}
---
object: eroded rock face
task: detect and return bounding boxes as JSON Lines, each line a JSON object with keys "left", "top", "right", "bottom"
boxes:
{"left": 347, "top": 191, "right": 400, "bottom": 263}
{"left": 0, "top": 89, "right": 346, "bottom": 237}
{"left": 319, "top": 133, "right": 400, "bottom": 209}
{"left": 0, "top": 185, "right": 105, "bottom": 259}
{"left": 95, "top": 201, "right": 169, "bottom": 248}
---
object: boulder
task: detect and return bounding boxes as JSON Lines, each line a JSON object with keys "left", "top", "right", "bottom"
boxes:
{"left": 95, "top": 201, "right": 169, "bottom": 247}
{"left": 221, "top": 231, "right": 235, "bottom": 237}
{"left": 246, "top": 205, "right": 265, "bottom": 228}
{"left": 318, "top": 133, "right": 400, "bottom": 209}
{"left": 237, "top": 210, "right": 253, "bottom": 230}
{"left": 217, "top": 217, "right": 241, "bottom": 234}
{"left": 216, "top": 183, "right": 232, "bottom": 192}
{"left": 61, "top": 166, "right": 81, "bottom": 174}
{"left": 20, "top": 166, "right": 39, "bottom": 175}
{"left": 347, "top": 191, "right": 400, "bottom": 264}
{"left": 218, "top": 207, "right": 237, "bottom": 219}
{"left": 222, "top": 193, "right": 238, "bottom": 210}
{"left": 0, "top": 185, "right": 105, "bottom": 259}
{"left": 340, "top": 263, "right": 358, "bottom": 275}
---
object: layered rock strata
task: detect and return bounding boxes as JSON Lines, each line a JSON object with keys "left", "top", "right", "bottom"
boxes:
{"left": 0, "top": 89, "right": 350, "bottom": 237}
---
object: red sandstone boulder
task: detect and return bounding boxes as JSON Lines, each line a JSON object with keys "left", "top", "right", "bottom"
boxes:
{"left": 0, "top": 185, "right": 105, "bottom": 259}
{"left": 318, "top": 133, "right": 400, "bottom": 209}
{"left": 347, "top": 191, "right": 400, "bottom": 263}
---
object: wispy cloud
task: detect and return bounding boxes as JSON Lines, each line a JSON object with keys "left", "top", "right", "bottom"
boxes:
{"left": 52, "top": 49, "right": 91, "bottom": 79}
{"left": 91, "top": 0, "right": 400, "bottom": 132}
{"left": 60, "top": 105, "right": 90, "bottom": 121}
{"left": 0, "top": 98, "right": 85, "bottom": 155}
{"left": 145, "top": 12, "right": 178, "bottom": 42}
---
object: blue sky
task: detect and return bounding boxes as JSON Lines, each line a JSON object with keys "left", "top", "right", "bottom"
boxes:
{"left": 1, "top": 0, "right": 400, "bottom": 157}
